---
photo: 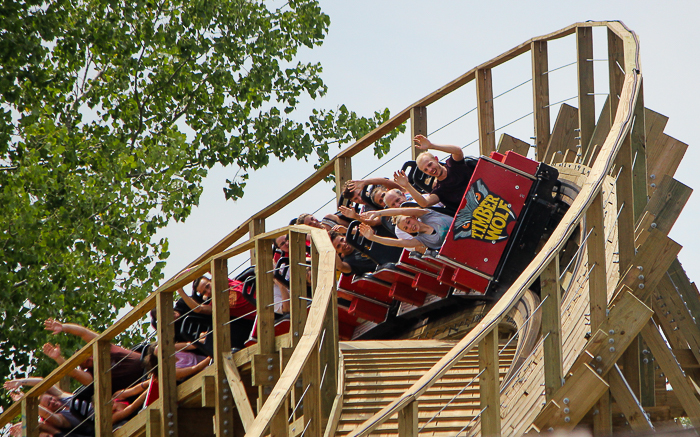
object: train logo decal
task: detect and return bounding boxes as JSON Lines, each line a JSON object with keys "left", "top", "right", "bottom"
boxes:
{"left": 452, "top": 179, "right": 517, "bottom": 242}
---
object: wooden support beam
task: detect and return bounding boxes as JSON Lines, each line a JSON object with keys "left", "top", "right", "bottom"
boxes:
{"left": 583, "top": 96, "right": 610, "bottom": 166}
{"left": 334, "top": 157, "right": 352, "bottom": 205}
{"left": 648, "top": 134, "right": 689, "bottom": 197}
{"left": 531, "top": 40, "right": 550, "bottom": 161}
{"left": 222, "top": 352, "right": 255, "bottom": 431}
{"left": 249, "top": 218, "right": 265, "bottom": 264}
{"left": 320, "top": 293, "right": 340, "bottom": 429}
{"left": 577, "top": 26, "right": 595, "bottom": 159}
{"left": 397, "top": 400, "right": 418, "bottom": 437}
{"left": 21, "top": 396, "right": 39, "bottom": 437}
{"left": 410, "top": 106, "right": 427, "bottom": 160}
{"left": 532, "top": 364, "right": 609, "bottom": 433}
{"left": 608, "top": 364, "right": 654, "bottom": 431}
{"left": 211, "top": 257, "right": 235, "bottom": 436}
{"left": 156, "top": 291, "right": 178, "bottom": 437}
{"left": 630, "top": 79, "right": 648, "bottom": 221}
{"left": 145, "top": 408, "right": 160, "bottom": 437}
{"left": 93, "top": 339, "right": 113, "bottom": 437}
{"left": 588, "top": 192, "right": 608, "bottom": 331}
{"left": 655, "top": 275, "right": 700, "bottom": 365}
{"left": 255, "top": 239, "right": 276, "bottom": 357}
{"left": 641, "top": 320, "right": 700, "bottom": 428}
{"left": 544, "top": 103, "right": 579, "bottom": 164}
{"left": 477, "top": 68, "right": 495, "bottom": 156}
{"left": 289, "top": 230, "right": 309, "bottom": 348}
{"left": 612, "top": 228, "right": 681, "bottom": 304}
{"left": 480, "top": 328, "right": 501, "bottom": 437}
{"left": 303, "top": 347, "right": 323, "bottom": 437}
{"left": 587, "top": 191, "right": 611, "bottom": 436}
{"left": 608, "top": 28, "right": 626, "bottom": 124}
{"left": 496, "top": 133, "right": 530, "bottom": 156}
{"left": 667, "top": 259, "right": 700, "bottom": 330}
{"left": 615, "top": 131, "right": 642, "bottom": 399}
{"left": 639, "top": 337, "right": 656, "bottom": 407}
{"left": 634, "top": 176, "right": 692, "bottom": 247}
{"left": 541, "top": 258, "right": 562, "bottom": 401}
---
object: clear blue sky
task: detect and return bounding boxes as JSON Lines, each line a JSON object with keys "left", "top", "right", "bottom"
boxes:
{"left": 158, "top": 1, "right": 700, "bottom": 284}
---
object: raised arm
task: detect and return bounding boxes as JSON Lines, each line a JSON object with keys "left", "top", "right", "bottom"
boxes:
{"left": 175, "top": 357, "right": 212, "bottom": 381}
{"left": 393, "top": 170, "right": 440, "bottom": 208}
{"left": 363, "top": 207, "right": 428, "bottom": 220}
{"left": 44, "top": 318, "right": 98, "bottom": 343}
{"left": 358, "top": 224, "right": 426, "bottom": 251}
{"left": 176, "top": 288, "right": 213, "bottom": 315}
{"left": 42, "top": 343, "right": 93, "bottom": 386}
{"left": 340, "top": 206, "right": 381, "bottom": 227}
{"left": 414, "top": 134, "right": 464, "bottom": 161}
{"left": 112, "top": 389, "right": 148, "bottom": 423}
{"left": 4, "top": 378, "right": 68, "bottom": 398}
{"left": 348, "top": 177, "right": 402, "bottom": 192}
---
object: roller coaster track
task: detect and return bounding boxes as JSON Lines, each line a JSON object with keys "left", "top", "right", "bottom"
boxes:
{"left": 3, "top": 20, "right": 699, "bottom": 437}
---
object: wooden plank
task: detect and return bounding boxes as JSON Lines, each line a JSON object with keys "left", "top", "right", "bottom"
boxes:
{"left": 639, "top": 337, "right": 656, "bottom": 407}
{"left": 410, "top": 106, "right": 427, "bottom": 161}
{"left": 532, "top": 364, "right": 609, "bottom": 432}
{"left": 531, "top": 40, "right": 550, "bottom": 161}
{"left": 145, "top": 408, "right": 160, "bottom": 437}
{"left": 303, "top": 347, "right": 323, "bottom": 437}
{"left": 587, "top": 192, "right": 608, "bottom": 331}
{"left": 496, "top": 133, "right": 530, "bottom": 156}
{"left": 222, "top": 352, "right": 255, "bottom": 431}
{"left": 643, "top": 108, "right": 668, "bottom": 152}
{"left": 249, "top": 218, "right": 266, "bottom": 264}
{"left": 630, "top": 79, "right": 647, "bottom": 221}
{"left": 641, "top": 320, "right": 700, "bottom": 428}
{"left": 201, "top": 375, "right": 216, "bottom": 408}
{"left": 634, "top": 176, "right": 692, "bottom": 247}
{"left": 541, "top": 258, "right": 562, "bottom": 401}
{"left": 667, "top": 259, "right": 700, "bottom": 328}
{"left": 612, "top": 229, "right": 682, "bottom": 304}
{"left": 544, "top": 103, "right": 579, "bottom": 163}
{"left": 648, "top": 134, "right": 689, "bottom": 196}
{"left": 608, "top": 28, "right": 626, "bottom": 123}
{"left": 582, "top": 96, "right": 610, "bottom": 166}
{"left": 479, "top": 329, "right": 500, "bottom": 437}
{"left": 21, "top": 396, "right": 39, "bottom": 437}
{"left": 608, "top": 364, "right": 654, "bottom": 431}
{"left": 156, "top": 291, "right": 178, "bottom": 437}
{"left": 655, "top": 275, "right": 700, "bottom": 365}
{"left": 577, "top": 26, "right": 595, "bottom": 159}
{"left": 322, "top": 356, "right": 345, "bottom": 437}
{"left": 211, "top": 257, "right": 235, "bottom": 436}
{"left": 397, "top": 400, "right": 418, "bottom": 437}
{"left": 289, "top": 230, "right": 308, "bottom": 347}
{"left": 255, "top": 239, "right": 276, "bottom": 357}
{"left": 334, "top": 157, "right": 352, "bottom": 205}
{"left": 320, "top": 292, "right": 340, "bottom": 430}
{"left": 476, "top": 68, "right": 495, "bottom": 156}
{"left": 93, "top": 339, "right": 113, "bottom": 437}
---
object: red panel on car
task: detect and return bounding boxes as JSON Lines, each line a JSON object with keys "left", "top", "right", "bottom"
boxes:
{"left": 439, "top": 158, "right": 533, "bottom": 279}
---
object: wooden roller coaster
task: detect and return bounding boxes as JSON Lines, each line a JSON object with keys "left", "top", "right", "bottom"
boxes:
{"left": 2, "top": 20, "right": 699, "bottom": 437}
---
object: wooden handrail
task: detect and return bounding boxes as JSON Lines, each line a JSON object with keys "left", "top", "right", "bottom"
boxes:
{"left": 343, "top": 21, "right": 641, "bottom": 436}
{"left": 244, "top": 227, "right": 337, "bottom": 437}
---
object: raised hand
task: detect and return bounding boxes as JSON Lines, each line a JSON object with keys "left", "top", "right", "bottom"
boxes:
{"left": 360, "top": 210, "right": 381, "bottom": 221}
{"left": 4, "top": 380, "right": 21, "bottom": 391}
{"left": 338, "top": 205, "right": 358, "bottom": 220}
{"left": 393, "top": 170, "right": 410, "bottom": 188}
{"left": 346, "top": 180, "right": 366, "bottom": 192}
{"left": 413, "top": 134, "right": 433, "bottom": 150}
{"left": 44, "top": 318, "right": 63, "bottom": 335}
{"left": 42, "top": 343, "right": 62, "bottom": 361}
{"left": 358, "top": 224, "right": 375, "bottom": 240}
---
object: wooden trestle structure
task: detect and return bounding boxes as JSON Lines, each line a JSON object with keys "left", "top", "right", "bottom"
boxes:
{"left": 2, "top": 20, "right": 699, "bottom": 437}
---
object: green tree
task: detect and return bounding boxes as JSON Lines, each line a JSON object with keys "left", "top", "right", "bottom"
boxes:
{"left": 0, "top": 0, "right": 402, "bottom": 403}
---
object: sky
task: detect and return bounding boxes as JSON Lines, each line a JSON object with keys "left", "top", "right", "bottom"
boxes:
{"left": 157, "top": 1, "right": 700, "bottom": 286}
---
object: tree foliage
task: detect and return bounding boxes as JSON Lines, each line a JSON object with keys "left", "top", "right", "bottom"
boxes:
{"left": 0, "top": 0, "right": 403, "bottom": 403}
